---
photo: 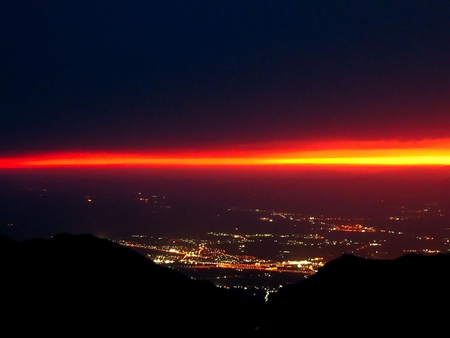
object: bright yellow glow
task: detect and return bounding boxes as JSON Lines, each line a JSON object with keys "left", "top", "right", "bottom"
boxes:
{"left": 1, "top": 138, "right": 450, "bottom": 169}
{"left": 3, "top": 154, "right": 450, "bottom": 168}
{"left": 267, "top": 156, "right": 450, "bottom": 165}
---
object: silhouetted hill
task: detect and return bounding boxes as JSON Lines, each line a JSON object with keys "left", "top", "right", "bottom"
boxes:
{"left": 3, "top": 233, "right": 450, "bottom": 336}
{"left": 260, "top": 252, "right": 450, "bottom": 335}
{"left": 1, "top": 233, "right": 261, "bottom": 336}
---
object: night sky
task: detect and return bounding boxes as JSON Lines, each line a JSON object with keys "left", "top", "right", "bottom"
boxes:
{"left": 3, "top": 1, "right": 450, "bottom": 168}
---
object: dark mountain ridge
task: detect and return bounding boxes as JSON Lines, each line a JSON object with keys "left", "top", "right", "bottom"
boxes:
{"left": 2, "top": 233, "right": 450, "bottom": 336}
{"left": 261, "top": 251, "right": 450, "bottom": 335}
{"left": 1, "top": 233, "right": 261, "bottom": 335}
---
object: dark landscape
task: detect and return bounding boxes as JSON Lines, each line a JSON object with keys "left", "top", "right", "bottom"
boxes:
{"left": 2, "top": 232, "right": 449, "bottom": 336}
{"left": 3, "top": 1, "right": 450, "bottom": 335}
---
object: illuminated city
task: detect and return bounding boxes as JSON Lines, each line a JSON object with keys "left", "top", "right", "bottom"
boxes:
{"left": 1, "top": 165, "right": 450, "bottom": 306}
{"left": 103, "top": 190, "right": 450, "bottom": 297}
{"left": 3, "top": 2, "right": 450, "bottom": 334}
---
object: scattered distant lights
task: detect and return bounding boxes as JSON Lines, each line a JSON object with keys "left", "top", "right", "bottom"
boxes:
{"left": 1, "top": 139, "right": 450, "bottom": 169}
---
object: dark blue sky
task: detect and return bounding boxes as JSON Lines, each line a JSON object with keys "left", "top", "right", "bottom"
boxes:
{"left": 3, "top": 0, "right": 450, "bottom": 156}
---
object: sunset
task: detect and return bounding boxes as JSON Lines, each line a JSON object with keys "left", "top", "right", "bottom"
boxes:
{"left": 2, "top": 138, "right": 450, "bottom": 168}
{"left": 2, "top": 1, "right": 450, "bottom": 335}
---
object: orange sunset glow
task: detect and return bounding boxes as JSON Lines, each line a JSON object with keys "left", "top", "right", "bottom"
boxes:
{"left": 1, "top": 139, "right": 449, "bottom": 169}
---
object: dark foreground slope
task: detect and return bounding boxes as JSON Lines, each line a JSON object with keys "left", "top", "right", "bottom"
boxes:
{"left": 260, "top": 252, "right": 450, "bottom": 335}
{"left": 3, "top": 233, "right": 450, "bottom": 337}
{"left": 0, "top": 233, "right": 261, "bottom": 336}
